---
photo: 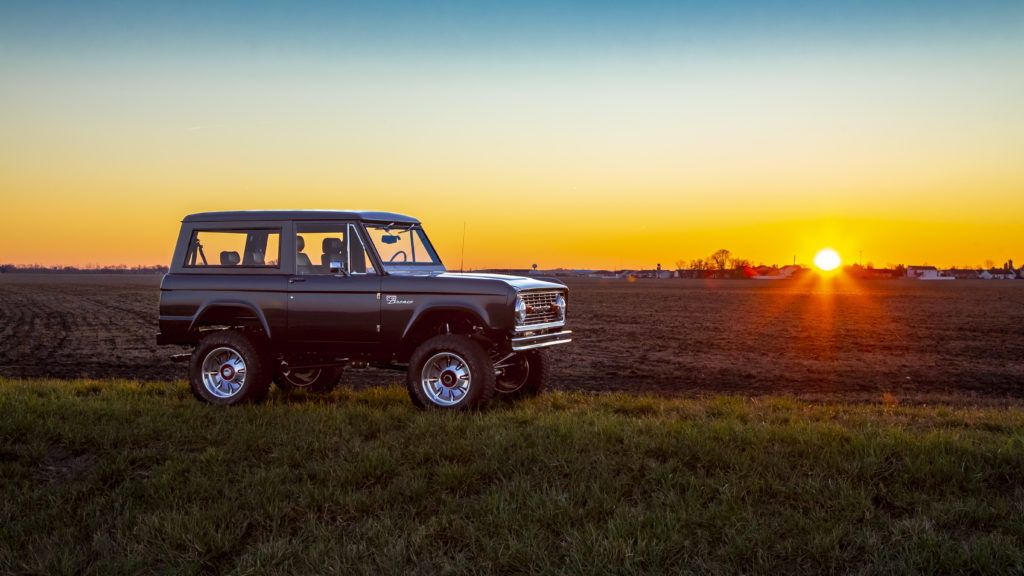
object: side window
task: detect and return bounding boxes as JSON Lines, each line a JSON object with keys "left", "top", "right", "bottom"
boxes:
{"left": 185, "top": 229, "right": 280, "bottom": 268}
{"left": 295, "top": 223, "right": 376, "bottom": 276}
{"left": 348, "top": 225, "right": 377, "bottom": 275}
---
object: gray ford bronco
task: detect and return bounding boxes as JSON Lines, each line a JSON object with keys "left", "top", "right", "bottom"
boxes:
{"left": 157, "top": 210, "right": 571, "bottom": 409}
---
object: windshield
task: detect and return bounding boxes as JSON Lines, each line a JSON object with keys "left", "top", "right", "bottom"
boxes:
{"left": 364, "top": 223, "right": 443, "bottom": 270}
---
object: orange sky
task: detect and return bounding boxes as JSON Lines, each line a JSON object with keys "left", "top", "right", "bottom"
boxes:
{"left": 2, "top": 2, "right": 1022, "bottom": 270}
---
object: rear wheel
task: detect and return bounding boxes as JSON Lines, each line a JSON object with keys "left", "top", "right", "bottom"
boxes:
{"left": 494, "top": 349, "right": 550, "bottom": 398}
{"left": 407, "top": 335, "right": 495, "bottom": 409}
{"left": 274, "top": 366, "right": 344, "bottom": 393}
{"left": 189, "top": 331, "right": 271, "bottom": 405}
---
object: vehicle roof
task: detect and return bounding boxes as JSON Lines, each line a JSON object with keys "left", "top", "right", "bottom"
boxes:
{"left": 183, "top": 210, "right": 420, "bottom": 224}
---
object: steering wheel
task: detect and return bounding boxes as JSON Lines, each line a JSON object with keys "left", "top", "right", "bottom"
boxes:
{"left": 389, "top": 250, "right": 408, "bottom": 263}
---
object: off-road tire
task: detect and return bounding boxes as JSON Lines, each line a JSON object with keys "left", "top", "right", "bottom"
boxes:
{"left": 273, "top": 366, "right": 344, "bottom": 393}
{"left": 188, "top": 331, "right": 272, "bottom": 405}
{"left": 495, "top": 349, "right": 550, "bottom": 398}
{"left": 406, "top": 335, "right": 496, "bottom": 409}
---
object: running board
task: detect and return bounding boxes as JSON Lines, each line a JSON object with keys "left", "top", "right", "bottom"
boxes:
{"left": 280, "top": 359, "right": 350, "bottom": 371}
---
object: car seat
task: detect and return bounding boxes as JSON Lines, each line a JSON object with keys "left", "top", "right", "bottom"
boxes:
{"left": 321, "top": 237, "right": 345, "bottom": 272}
{"left": 296, "top": 235, "right": 314, "bottom": 274}
{"left": 220, "top": 251, "right": 240, "bottom": 266}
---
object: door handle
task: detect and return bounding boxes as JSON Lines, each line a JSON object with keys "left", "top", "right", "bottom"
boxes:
{"left": 289, "top": 277, "right": 306, "bottom": 283}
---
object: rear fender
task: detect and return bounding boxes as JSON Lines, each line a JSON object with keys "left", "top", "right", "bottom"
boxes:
{"left": 189, "top": 300, "right": 272, "bottom": 338}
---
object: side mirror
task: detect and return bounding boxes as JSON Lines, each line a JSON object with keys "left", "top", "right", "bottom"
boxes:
{"left": 329, "top": 261, "right": 348, "bottom": 276}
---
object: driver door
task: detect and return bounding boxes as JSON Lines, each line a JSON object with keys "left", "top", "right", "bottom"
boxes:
{"left": 286, "top": 222, "right": 381, "bottom": 346}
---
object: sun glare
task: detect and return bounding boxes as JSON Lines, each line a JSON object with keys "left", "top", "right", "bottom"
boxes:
{"left": 814, "top": 248, "right": 842, "bottom": 271}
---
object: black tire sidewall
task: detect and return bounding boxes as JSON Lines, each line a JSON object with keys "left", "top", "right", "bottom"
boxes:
{"left": 273, "top": 366, "right": 344, "bottom": 393}
{"left": 520, "top": 348, "right": 551, "bottom": 397}
{"left": 189, "top": 331, "right": 271, "bottom": 405}
{"left": 406, "top": 335, "right": 496, "bottom": 409}
{"left": 496, "top": 349, "right": 551, "bottom": 398}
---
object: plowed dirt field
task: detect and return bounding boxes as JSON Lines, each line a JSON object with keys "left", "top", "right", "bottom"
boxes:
{"left": 2, "top": 274, "right": 1022, "bottom": 401}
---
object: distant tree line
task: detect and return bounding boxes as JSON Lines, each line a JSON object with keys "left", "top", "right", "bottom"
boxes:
{"left": 0, "top": 264, "right": 168, "bottom": 274}
{"left": 675, "top": 249, "right": 751, "bottom": 271}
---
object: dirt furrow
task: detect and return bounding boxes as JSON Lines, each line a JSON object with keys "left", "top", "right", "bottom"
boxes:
{"left": 1, "top": 274, "right": 1023, "bottom": 400}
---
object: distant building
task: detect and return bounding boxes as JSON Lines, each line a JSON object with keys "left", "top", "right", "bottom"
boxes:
{"left": 675, "top": 269, "right": 705, "bottom": 279}
{"left": 616, "top": 269, "right": 673, "bottom": 279}
{"left": 748, "top": 265, "right": 807, "bottom": 280}
{"left": 907, "top": 266, "right": 944, "bottom": 279}
{"left": 778, "top": 265, "right": 806, "bottom": 278}
{"left": 943, "top": 268, "right": 981, "bottom": 280}
{"left": 979, "top": 269, "right": 1015, "bottom": 280}
{"left": 474, "top": 269, "right": 535, "bottom": 276}
{"left": 852, "top": 266, "right": 902, "bottom": 279}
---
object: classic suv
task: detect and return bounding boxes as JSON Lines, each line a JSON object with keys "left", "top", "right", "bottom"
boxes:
{"left": 157, "top": 210, "right": 571, "bottom": 409}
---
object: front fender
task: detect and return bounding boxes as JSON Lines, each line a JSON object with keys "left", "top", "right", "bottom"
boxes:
{"left": 398, "top": 304, "right": 492, "bottom": 342}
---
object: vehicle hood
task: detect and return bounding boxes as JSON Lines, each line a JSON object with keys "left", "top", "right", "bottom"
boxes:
{"left": 437, "top": 272, "right": 565, "bottom": 292}
{"left": 383, "top": 271, "right": 566, "bottom": 296}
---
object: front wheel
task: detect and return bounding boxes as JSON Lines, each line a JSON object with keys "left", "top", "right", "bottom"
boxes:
{"left": 406, "top": 335, "right": 495, "bottom": 409}
{"left": 188, "top": 331, "right": 272, "bottom": 405}
{"left": 494, "top": 349, "right": 550, "bottom": 398}
{"left": 274, "top": 366, "right": 344, "bottom": 393}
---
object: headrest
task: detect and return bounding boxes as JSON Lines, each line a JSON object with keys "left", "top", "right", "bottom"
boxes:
{"left": 220, "top": 251, "right": 240, "bottom": 266}
{"left": 323, "top": 237, "right": 344, "bottom": 254}
{"left": 296, "top": 235, "right": 305, "bottom": 251}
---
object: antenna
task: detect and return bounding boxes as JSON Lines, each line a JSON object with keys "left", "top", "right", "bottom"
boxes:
{"left": 460, "top": 222, "right": 466, "bottom": 273}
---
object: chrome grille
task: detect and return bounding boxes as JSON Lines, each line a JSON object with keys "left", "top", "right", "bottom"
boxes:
{"left": 520, "top": 290, "right": 564, "bottom": 327}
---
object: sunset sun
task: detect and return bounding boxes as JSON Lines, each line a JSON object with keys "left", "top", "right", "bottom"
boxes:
{"left": 814, "top": 248, "right": 842, "bottom": 271}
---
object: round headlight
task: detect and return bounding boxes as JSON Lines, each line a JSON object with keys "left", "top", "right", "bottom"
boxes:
{"left": 555, "top": 295, "right": 567, "bottom": 319}
{"left": 515, "top": 297, "right": 527, "bottom": 324}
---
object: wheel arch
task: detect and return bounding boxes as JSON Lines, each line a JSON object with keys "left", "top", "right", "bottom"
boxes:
{"left": 189, "top": 300, "right": 272, "bottom": 338}
{"left": 401, "top": 306, "right": 494, "bottom": 353}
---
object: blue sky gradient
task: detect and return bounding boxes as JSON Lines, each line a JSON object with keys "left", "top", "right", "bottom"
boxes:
{"left": 4, "top": 1, "right": 1022, "bottom": 57}
{"left": 1, "top": 1, "right": 1022, "bottom": 268}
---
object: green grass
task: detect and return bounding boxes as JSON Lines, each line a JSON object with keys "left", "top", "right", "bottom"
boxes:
{"left": 1, "top": 378, "right": 1022, "bottom": 575}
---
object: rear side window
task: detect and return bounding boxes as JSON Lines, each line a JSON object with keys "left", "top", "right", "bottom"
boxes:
{"left": 185, "top": 229, "right": 281, "bottom": 268}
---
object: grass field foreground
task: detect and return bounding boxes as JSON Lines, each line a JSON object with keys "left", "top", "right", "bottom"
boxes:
{"left": 1, "top": 378, "right": 1022, "bottom": 575}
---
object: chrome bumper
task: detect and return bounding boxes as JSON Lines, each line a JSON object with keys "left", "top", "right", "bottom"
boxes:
{"left": 511, "top": 330, "right": 573, "bottom": 351}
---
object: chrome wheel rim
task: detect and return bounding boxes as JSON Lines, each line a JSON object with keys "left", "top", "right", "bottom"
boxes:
{"left": 201, "top": 346, "right": 247, "bottom": 399}
{"left": 281, "top": 368, "right": 321, "bottom": 388}
{"left": 421, "top": 352, "right": 471, "bottom": 406}
{"left": 495, "top": 354, "right": 529, "bottom": 394}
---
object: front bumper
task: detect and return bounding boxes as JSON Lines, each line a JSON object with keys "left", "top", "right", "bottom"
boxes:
{"left": 510, "top": 330, "right": 573, "bottom": 351}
